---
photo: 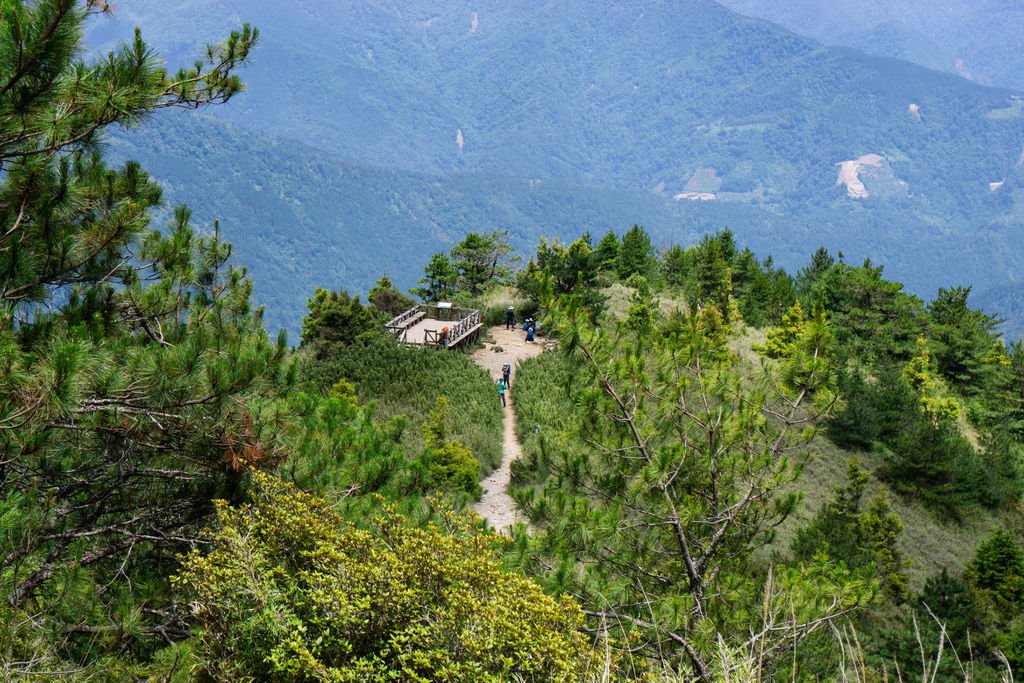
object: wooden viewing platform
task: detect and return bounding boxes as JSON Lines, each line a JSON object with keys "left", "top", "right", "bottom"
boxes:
{"left": 385, "top": 303, "right": 482, "bottom": 349}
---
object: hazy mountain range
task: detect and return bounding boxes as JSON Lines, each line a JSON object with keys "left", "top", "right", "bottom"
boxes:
{"left": 89, "top": 1, "right": 1024, "bottom": 336}
{"left": 717, "top": 0, "right": 1024, "bottom": 90}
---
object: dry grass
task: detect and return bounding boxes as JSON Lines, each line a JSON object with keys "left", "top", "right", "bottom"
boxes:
{"left": 480, "top": 285, "right": 529, "bottom": 310}
{"left": 601, "top": 283, "right": 691, "bottom": 321}
{"left": 725, "top": 331, "right": 1006, "bottom": 588}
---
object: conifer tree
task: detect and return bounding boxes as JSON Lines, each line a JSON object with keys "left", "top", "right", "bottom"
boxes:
{"left": 661, "top": 243, "right": 689, "bottom": 287}
{"left": 759, "top": 300, "right": 806, "bottom": 357}
{"left": 514, "top": 296, "right": 859, "bottom": 680}
{"left": 616, "top": 224, "right": 655, "bottom": 279}
{"left": 411, "top": 251, "right": 458, "bottom": 301}
{"left": 300, "top": 287, "right": 372, "bottom": 348}
{"left": 450, "top": 229, "right": 518, "bottom": 295}
{"left": 594, "top": 229, "right": 620, "bottom": 271}
{"left": 796, "top": 246, "right": 835, "bottom": 293}
{"left": 368, "top": 275, "right": 414, "bottom": 316}
{"left": 0, "top": 1, "right": 267, "bottom": 668}
{"left": 516, "top": 236, "right": 602, "bottom": 313}
{"left": 927, "top": 286, "right": 1004, "bottom": 394}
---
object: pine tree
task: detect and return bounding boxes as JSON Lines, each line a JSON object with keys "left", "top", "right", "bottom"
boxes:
{"left": 368, "top": 275, "right": 414, "bottom": 317}
{"left": 450, "top": 229, "right": 518, "bottom": 295}
{"left": 927, "top": 286, "right": 1004, "bottom": 394}
{"left": 514, "top": 297, "right": 857, "bottom": 680}
{"left": 759, "top": 300, "right": 806, "bottom": 357}
{"left": 796, "top": 246, "right": 835, "bottom": 293}
{"left": 517, "top": 237, "right": 602, "bottom": 313}
{"left": 594, "top": 229, "right": 620, "bottom": 272}
{"left": 411, "top": 251, "right": 458, "bottom": 301}
{"left": 616, "top": 224, "right": 655, "bottom": 279}
{"left": 301, "top": 287, "right": 373, "bottom": 348}
{"left": 792, "top": 460, "right": 908, "bottom": 600}
{"left": 661, "top": 243, "right": 690, "bottom": 287}
{"left": 0, "top": 2, "right": 266, "bottom": 668}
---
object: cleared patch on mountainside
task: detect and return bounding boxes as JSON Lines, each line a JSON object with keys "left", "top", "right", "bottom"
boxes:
{"left": 954, "top": 58, "right": 975, "bottom": 82}
{"left": 835, "top": 153, "right": 907, "bottom": 199}
{"left": 987, "top": 96, "right": 1024, "bottom": 120}
{"left": 685, "top": 166, "right": 723, "bottom": 192}
{"left": 836, "top": 154, "right": 884, "bottom": 198}
{"left": 674, "top": 191, "right": 717, "bottom": 201}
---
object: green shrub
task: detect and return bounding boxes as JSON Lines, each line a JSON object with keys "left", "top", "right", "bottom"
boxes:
{"left": 999, "top": 621, "right": 1024, "bottom": 674}
{"left": 300, "top": 335, "right": 503, "bottom": 474}
{"left": 176, "top": 472, "right": 596, "bottom": 682}
{"left": 424, "top": 397, "right": 482, "bottom": 497}
{"left": 968, "top": 530, "right": 1024, "bottom": 620}
{"left": 793, "top": 460, "right": 907, "bottom": 601}
{"left": 880, "top": 418, "right": 988, "bottom": 514}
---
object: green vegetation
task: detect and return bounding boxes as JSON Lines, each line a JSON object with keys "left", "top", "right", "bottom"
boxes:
{"left": 97, "top": 1, "right": 1024, "bottom": 338}
{"left": 177, "top": 472, "right": 595, "bottom": 682}
{"left": 4, "top": 3, "right": 1023, "bottom": 681}
{"left": 507, "top": 229, "right": 1024, "bottom": 680}
{"left": 508, "top": 286, "right": 861, "bottom": 679}
{"left": 298, "top": 334, "right": 503, "bottom": 478}
{"left": 718, "top": 0, "right": 1024, "bottom": 90}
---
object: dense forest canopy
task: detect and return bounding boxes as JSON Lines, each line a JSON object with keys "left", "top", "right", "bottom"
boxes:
{"left": 86, "top": 0, "right": 1024, "bottom": 338}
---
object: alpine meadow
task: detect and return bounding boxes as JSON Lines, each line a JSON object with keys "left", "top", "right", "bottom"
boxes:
{"left": 2, "top": 1, "right": 1024, "bottom": 682}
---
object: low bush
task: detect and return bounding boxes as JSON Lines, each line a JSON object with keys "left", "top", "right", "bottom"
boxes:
{"left": 300, "top": 335, "right": 503, "bottom": 474}
{"left": 176, "top": 472, "right": 596, "bottom": 682}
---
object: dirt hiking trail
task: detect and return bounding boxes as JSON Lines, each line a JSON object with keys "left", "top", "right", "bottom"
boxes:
{"left": 471, "top": 325, "right": 544, "bottom": 532}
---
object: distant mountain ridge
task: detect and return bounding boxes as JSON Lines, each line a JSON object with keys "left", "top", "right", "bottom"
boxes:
{"left": 717, "top": 0, "right": 1024, "bottom": 91}
{"left": 92, "top": 0, "right": 1024, "bottom": 336}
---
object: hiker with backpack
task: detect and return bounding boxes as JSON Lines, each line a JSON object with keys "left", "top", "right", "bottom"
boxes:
{"left": 502, "top": 362, "right": 511, "bottom": 389}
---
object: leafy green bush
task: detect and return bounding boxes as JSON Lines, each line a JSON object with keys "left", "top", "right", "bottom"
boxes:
{"left": 423, "top": 397, "right": 482, "bottom": 497}
{"left": 176, "top": 472, "right": 596, "bottom": 682}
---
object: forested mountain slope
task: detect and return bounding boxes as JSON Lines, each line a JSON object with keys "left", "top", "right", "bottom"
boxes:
{"left": 93, "top": 0, "right": 1024, "bottom": 336}
{"left": 718, "top": 0, "right": 1024, "bottom": 91}
{"left": 110, "top": 111, "right": 1024, "bottom": 338}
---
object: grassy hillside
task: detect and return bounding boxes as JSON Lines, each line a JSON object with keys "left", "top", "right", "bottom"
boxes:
{"left": 513, "top": 347, "right": 1002, "bottom": 587}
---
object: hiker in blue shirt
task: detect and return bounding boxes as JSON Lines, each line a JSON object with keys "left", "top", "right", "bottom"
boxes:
{"left": 525, "top": 318, "right": 535, "bottom": 343}
{"left": 497, "top": 376, "right": 507, "bottom": 407}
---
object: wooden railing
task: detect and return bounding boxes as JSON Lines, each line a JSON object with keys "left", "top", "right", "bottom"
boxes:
{"left": 386, "top": 304, "right": 481, "bottom": 349}
{"left": 423, "top": 309, "right": 481, "bottom": 348}
{"left": 384, "top": 305, "right": 425, "bottom": 333}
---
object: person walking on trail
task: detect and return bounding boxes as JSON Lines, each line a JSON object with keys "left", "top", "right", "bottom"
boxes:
{"left": 497, "top": 376, "right": 507, "bottom": 407}
{"left": 505, "top": 306, "right": 515, "bottom": 330}
{"left": 502, "top": 362, "right": 511, "bottom": 389}
{"left": 525, "top": 318, "right": 535, "bottom": 343}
